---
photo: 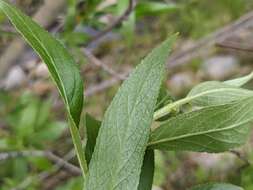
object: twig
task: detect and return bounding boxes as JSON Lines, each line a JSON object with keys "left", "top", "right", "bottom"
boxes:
{"left": 167, "top": 11, "right": 253, "bottom": 69}
{"left": 216, "top": 41, "right": 253, "bottom": 53}
{"left": 230, "top": 150, "right": 250, "bottom": 166}
{"left": 10, "top": 148, "right": 79, "bottom": 190}
{"left": 44, "top": 151, "right": 81, "bottom": 175}
{"left": 84, "top": 10, "right": 253, "bottom": 96}
{"left": 0, "top": 25, "right": 17, "bottom": 34}
{"left": 89, "top": 0, "right": 137, "bottom": 43}
{"left": 83, "top": 48, "right": 127, "bottom": 80}
{"left": 0, "top": 150, "right": 81, "bottom": 175}
{"left": 84, "top": 70, "right": 130, "bottom": 97}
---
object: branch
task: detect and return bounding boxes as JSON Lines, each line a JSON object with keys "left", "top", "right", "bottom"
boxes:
{"left": 83, "top": 48, "right": 127, "bottom": 80}
{"left": 89, "top": 0, "right": 137, "bottom": 43}
{"left": 0, "top": 150, "right": 81, "bottom": 175}
{"left": 84, "top": 10, "right": 253, "bottom": 96}
{"left": 10, "top": 148, "right": 80, "bottom": 190}
{"left": 85, "top": 75, "right": 124, "bottom": 97}
{"left": 167, "top": 11, "right": 253, "bottom": 69}
{"left": 216, "top": 41, "right": 253, "bottom": 53}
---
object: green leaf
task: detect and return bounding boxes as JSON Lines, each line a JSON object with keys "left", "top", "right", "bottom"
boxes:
{"left": 136, "top": 2, "right": 177, "bottom": 18}
{"left": 0, "top": 0, "right": 87, "bottom": 177}
{"left": 85, "top": 115, "right": 155, "bottom": 190}
{"left": 189, "top": 183, "right": 243, "bottom": 190}
{"left": 0, "top": 0, "right": 83, "bottom": 126}
{"left": 149, "top": 96, "right": 253, "bottom": 153}
{"left": 187, "top": 81, "right": 253, "bottom": 107}
{"left": 85, "top": 114, "right": 101, "bottom": 165}
{"left": 86, "top": 36, "right": 176, "bottom": 190}
{"left": 154, "top": 71, "right": 253, "bottom": 120}
{"left": 138, "top": 150, "right": 154, "bottom": 190}
{"left": 154, "top": 81, "right": 253, "bottom": 120}
{"left": 224, "top": 71, "right": 253, "bottom": 87}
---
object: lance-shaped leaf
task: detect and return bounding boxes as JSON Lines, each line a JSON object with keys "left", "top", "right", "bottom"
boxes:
{"left": 86, "top": 36, "right": 176, "bottom": 190}
{"left": 187, "top": 81, "right": 253, "bottom": 107}
{"left": 0, "top": 0, "right": 83, "bottom": 126}
{"left": 154, "top": 81, "right": 253, "bottom": 120}
{"left": 149, "top": 96, "right": 253, "bottom": 153}
{"left": 0, "top": 0, "right": 87, "bottom": 176}
{"left": 224, "top": 71, "right": 253, "bottom": 87}
{"left": 189, "top": 183, "right": 243, "bottom": 190}
{"left": 187, "top": 71, "right": 253, "bottom": 107}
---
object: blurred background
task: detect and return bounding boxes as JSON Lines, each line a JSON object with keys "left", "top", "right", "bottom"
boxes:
{"left": 1, "top": 0, "right": 253, "bottom": 189}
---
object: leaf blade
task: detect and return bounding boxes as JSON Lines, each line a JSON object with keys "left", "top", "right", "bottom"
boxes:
{"left": 224, "top": 71, "right": 253, "bottom": 87}
{"left": 187, "top": 81, "right": 253, "bottom": 107}
{"left": 149, "top": 96, "right": 253, "bottom": 153}
{"left": 0, "top": 0, "right": 87, "bottom": 176}
{"left": 0, "top": 0, "right": 83, "bottom": 126}
{"left": 86, "top": 36, "right": 176, "bottom": 190}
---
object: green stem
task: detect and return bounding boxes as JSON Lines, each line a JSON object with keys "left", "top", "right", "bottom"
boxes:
{"left": 153, "top": 97, "right": 190, "bottom": 120}
{"left": 153, "top": 90, "right": 216, "bottom": 120}
{"left": 69, "top": 119, "right": 88, "bottom": 179}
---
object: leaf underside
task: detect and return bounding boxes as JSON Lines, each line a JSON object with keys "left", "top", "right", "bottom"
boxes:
{"left": 187, "top": 81, "right": 253, "bottom": 107}
{"left": 149, "top": 96, "right": 253, "bottom": 153}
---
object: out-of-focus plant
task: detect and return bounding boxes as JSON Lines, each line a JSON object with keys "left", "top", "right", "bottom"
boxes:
{"left": 2, "top": 1, "right": 253, "bottom": 190}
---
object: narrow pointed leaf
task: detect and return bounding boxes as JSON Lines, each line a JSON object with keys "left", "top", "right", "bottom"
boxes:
{"left": 0, "top": 0, "right": 87, "bottom": 176}
{"left": 138, "top": 150, "right": 155, "bottom": 190}
{"left": 187, "top": 81, "right": 253, "bottom": 107}
{"left": 154, "top": 81, "right": 253, "bottom": 120}
{"left": 0, "top": 0, "right": 83, "bottom": 126}
{"left": 86, "top": 36, "right": 176, "bottom": 190}
{"left": 224, "top": 71, "right": 253, "bottom": 87}
{"left": 189, "top": 183, "right": 243, "bottom": 190}
{"left": 149, "top": 96, "right": 253, "bottom": 153}
{"left": 85, "top": 114, "right": 101, "bottom": 165}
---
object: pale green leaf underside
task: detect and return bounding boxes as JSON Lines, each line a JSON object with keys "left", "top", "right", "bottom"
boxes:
{"left": 189, "top": 183, "right": 243, "bottom": 190}
{"left": 0, "top": 0, "right": 83, "bottom": 126}
{"left": 154, "top": 80, "right": 253, "bottom": 120}
{"left": 86, "top": 36, "right": 175, "bottom": 190}
{"left": 149, "top": 96, "right": 253, "bottom": 153}
{"left": 224, "top": 71, "right": 253, "bottom": 87}
{"left": 187, "top": 81, "right": 253, "bottom": 107}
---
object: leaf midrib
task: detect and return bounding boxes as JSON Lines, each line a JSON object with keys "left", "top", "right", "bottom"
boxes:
{"left": 154, "top": 87, "right": 253, "bottom": 120}
{"left": 148, "top": 117, "right": 253, "bottom": 146}
{"left": 1, "top": 1, "right": 72, "bottom": 117}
